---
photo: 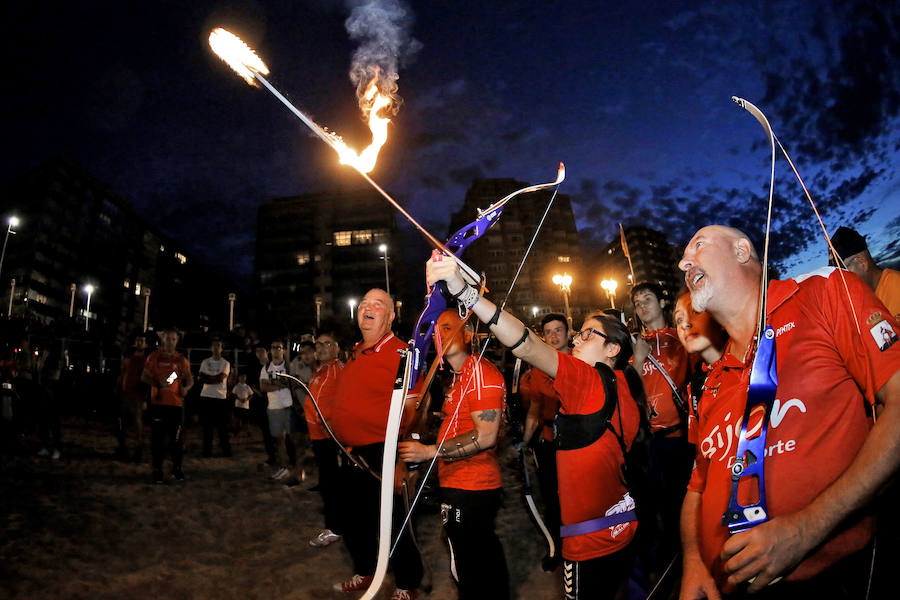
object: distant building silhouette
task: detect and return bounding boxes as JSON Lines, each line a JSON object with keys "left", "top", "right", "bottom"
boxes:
{"left": 0, "top": 158, "right": 235, "bottom": 339}
{"left": 594, "top": 225, "right": 684, "bottom": 316}
{"left": 447, "top": 179, "right": 589, "bottom": 326}
{"left": 255, "top": 189, "right": 407, "bottom": 334}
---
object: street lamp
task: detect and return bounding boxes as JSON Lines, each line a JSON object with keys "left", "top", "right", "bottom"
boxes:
{"left": 348, "top": 298, "right": 357, "bottom": 320}
{"left": 601, "top": 279, "right": 618, "bottom": 309}
{"left": 315, "top": 296, "right": 323, "bottom": 330}
{"left": 532, "top": 306, "right": 539, "bottom": 321}
{"left": 144, "top": 288, "right": 153, "bottom": 332}
{"left": 378, "top": 243, "right": 391, "bottom": 296}
{"left": 0, "top": 216, "right": 20, "bottom": 287}
{"left": 227, "top": 292, "right": 236, "bottom": 331}
{"left": 552, "top": 273, "right": 573, "bottom": 328}
{"left": 69, "top": 283, "right": 77, "bottom": 318}
{"left": 84, "top": 284, "right": 95, "bottom": 332}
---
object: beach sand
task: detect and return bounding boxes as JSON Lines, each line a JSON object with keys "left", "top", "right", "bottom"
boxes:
{"left": 1, "top": 419, "right": 561, "bottom": 599}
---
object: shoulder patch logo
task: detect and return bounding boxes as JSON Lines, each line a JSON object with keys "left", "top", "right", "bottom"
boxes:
{"left": 869, "top": 319, "right": 898, "bottom": 352}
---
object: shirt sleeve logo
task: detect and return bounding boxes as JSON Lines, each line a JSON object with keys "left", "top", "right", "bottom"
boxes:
{"left": 869, "top": 318, "right": 898, "bottom": 352}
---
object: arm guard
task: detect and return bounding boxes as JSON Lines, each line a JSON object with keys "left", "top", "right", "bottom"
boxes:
{"left": 438, "top": 429, "right": 483, "bottom": 462}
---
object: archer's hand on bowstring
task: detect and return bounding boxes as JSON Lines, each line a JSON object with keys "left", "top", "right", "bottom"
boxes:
{"left": 425, "top": 251, "right": 468, "bottom": 296}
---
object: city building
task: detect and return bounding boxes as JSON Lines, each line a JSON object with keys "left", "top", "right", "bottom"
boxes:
{"left": 254, "top": 189, "right": 407, "bottom": 334}
{"left": 0, "top": 158, "right": 235, "bottom": 340}
{"left": 593, "top": 225, "right": 684, "bottom": 316}
{"left": 446, "top": 178, "right": 590, "bottom": 327}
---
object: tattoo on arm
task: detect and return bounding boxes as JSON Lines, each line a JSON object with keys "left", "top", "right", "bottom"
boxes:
{"left": 477, "top": 409, "right": 499, "bottom": 423}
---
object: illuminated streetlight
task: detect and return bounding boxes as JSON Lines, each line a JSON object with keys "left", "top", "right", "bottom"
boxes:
{"left": 0, "top": 216, "right": 20, "bottom": 288}
{"left": 84, "top": 284, "right": 95, "bottom": 332}
{"left": 378, "top": 243, "right": 391, "bottom": 296}
{"left": 551, "top": 273, "right": 573, "bottom": 328}
{"left": 601, "top": 279, "right": 618, "bottom": 309}
{"left": 315, "top": 296, "right": 323, "bottom": 330}
{"left": 348, "top": 298, "right": 357, "bottom": 320}
{"left": 532, "top": 306, "right": 539, "bottom": 321}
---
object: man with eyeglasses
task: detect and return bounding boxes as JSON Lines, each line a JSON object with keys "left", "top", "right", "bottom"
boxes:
{"left": 305, "top": 332, "right": 344, "bottom": 547}
{"left": 520, "top": 312, "right": 570, "bottom": 570}
{"left": 631, "top": 281, "right": 692, "bottom": 581}
{"left": 259, "top": 339, "right": 297, "bottom": 481}
{"left": 328, "top": 288, "right": 423, "bottom": 600}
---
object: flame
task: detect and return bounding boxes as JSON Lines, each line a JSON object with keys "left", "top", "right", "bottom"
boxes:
{"left": 208, "top": 28, "right": 269, "bottom": 86}
{"left": 333, "top": 77, "right": 393, "bottom": 173}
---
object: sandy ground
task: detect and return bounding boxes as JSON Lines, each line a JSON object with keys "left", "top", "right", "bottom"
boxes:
{"left": 0, "top": 419, "right": 562, "bottom": 600}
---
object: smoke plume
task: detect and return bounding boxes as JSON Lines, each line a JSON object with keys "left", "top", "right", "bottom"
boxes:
{"left": 345, "top": 0, "right": 422, "bottom": 113}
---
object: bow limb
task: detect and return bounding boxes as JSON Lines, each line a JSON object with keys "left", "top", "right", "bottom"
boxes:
{"left": 273, "top": 372, "right": 379, "bottom": 479}
{"left": 360, "top": 347, "right": 415, "bottom": 600}
{"left": 520, "top": 440, "right": 557, "bottom": 561}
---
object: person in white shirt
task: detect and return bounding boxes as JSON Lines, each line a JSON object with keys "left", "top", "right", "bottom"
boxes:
{"left": 231, "top": 373, "right": 253, "bottom": 435}
{"left": 198, "top": 339, "right": 232, "bottom": 457}
{"left": 259, "top": 339, "right": 299, "bottom": 481}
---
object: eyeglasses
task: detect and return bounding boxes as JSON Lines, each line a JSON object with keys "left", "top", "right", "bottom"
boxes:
{"left": 574, "top": 328, "right": 607, "bottom": 343}
{"left": 270, "top": 345, "right": 284, "bottom": 350}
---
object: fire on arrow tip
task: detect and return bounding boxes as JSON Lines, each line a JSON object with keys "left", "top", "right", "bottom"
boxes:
{"left": 208, "top": 28, "right": 268, "bottom": 86}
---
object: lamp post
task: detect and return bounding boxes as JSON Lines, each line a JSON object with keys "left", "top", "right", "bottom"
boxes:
{"left": 7, "top": 278, "right": 15, "bottom": 317}
{"left": 532, "top": 306, "right": 539, "bottom": 322}
{"left": 552, "top": 273, "right": 573, "bottom": 328}
{"left": 315, "top": 296, "right": 323, "bottom": 330}
{"left": 143, "top": 288, "right": 152, "bottom": 332}
{"left": 378, "top": 243, "right": 391, "bottom": 296}
{"left": 84, "top": 284, "right": 95, "bottom": 332}
{"left": 348, "top": 298, "right": 357, "bottom": 320}
{"left": 0, "top": 216, "right": 19, "bottom": 287}
{"left": 69, "top": 283, "right": 77, "bottom": 318}
{"left": 227, "top": 292, "right": 236, "bottom": 331}
{"left": 601, "top": 279, "right": 618, "bottom": 309}
{"left": 395, "top": 300, "right": 402, "bottom": 323}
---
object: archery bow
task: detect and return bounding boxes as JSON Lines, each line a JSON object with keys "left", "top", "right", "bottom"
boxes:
{"left": 271, "top": 371, "right": 379, "bottom": 478}
{"left": 390, "top": 164, "right": 567, "bottom": 558}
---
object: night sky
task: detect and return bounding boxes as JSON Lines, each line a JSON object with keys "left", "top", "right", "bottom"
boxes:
{"left": 3, "top": 1, "right": 899, "bottom": 288}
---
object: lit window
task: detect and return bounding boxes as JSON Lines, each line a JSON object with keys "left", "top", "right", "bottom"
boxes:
{"left": 134, "top": 283, "right": 142, "bottom": 296}
{"left": 334, "top": 231, "right": 352, "bottom": 246}
{"left": 353, "top": 229, "right": 373, "bottom": 245}
{"left": 558, "top": 255, "right": 571, "bottom": 263}
{"left": 175, "top": 252, "right": 187, "bottom": 264}
{"left": 296, "top": 252, "right": 310, "bottom": 265}
{"left": 123, "top": 279, "right": 130, "bottom": 289}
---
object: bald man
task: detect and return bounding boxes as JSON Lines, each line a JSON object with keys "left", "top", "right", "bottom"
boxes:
{"left": 677, "top": 225, "right": 900, "bottom": 599}
{"left": 328, "top": 289, "right": 423, "bottom": 599}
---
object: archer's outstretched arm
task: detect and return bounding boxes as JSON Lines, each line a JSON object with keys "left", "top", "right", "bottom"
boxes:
{"left": 426, "top": 254, "right": 559, "bottom": 377}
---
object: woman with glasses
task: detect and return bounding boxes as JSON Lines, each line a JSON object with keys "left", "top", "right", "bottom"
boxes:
{"left": 426, "top": 254, "right": 648, "bottom": 600}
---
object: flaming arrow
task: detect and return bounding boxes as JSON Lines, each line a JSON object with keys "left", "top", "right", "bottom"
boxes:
{"left": 208, "top": 27, "right": 480, "bottom": 286}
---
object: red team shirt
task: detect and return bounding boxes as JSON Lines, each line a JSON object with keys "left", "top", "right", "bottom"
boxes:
{"left": 640, "top": 327, "right": 689, "bottom": 435}
{"left": 552, "top": 352, "right": 641, "bottom": 562}
{"left": 143, "top": 350, "right": 191, "bottom": 407}
{"left": 437, "top": 355, "right": 506, "bottom": 491}
{"left": 688, "top": 268, "right": 900, "bottom": 582}
{"left": 330, "top": 333, "right": 407, "bottom": 447}
{"left": 305, "top": 358, "right": 343, "bottom": 441}
{"left": 519, "top": 367, "right": 560, "bottom": 442}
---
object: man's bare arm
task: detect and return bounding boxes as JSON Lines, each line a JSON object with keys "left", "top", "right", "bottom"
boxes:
{"left": 680, "top": 490, "right": 722, "bottom": 600}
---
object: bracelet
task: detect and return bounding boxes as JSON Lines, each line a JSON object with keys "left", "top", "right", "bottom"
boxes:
{"left": 509, "top": 327, "right": 530, "bottom": 351}
{"left": 487, "top": 305, "right": 502, "bottom": 327}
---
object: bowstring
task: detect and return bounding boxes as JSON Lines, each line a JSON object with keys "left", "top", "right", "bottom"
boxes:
{"left": 390, "top": 182, "right": 563, "bottom": 556}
